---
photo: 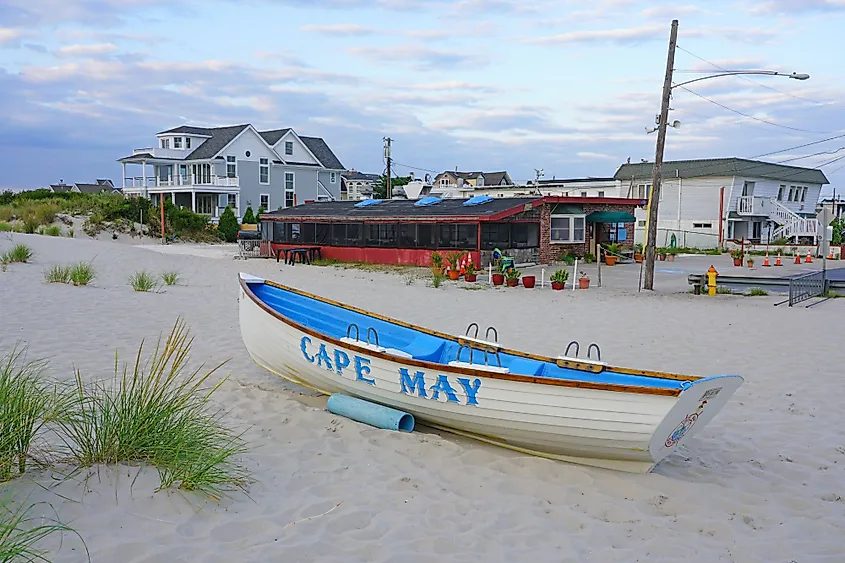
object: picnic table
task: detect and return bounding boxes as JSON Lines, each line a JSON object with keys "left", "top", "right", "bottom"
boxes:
{"left": 275, "top": 246, "right": 322, "bottom": 265}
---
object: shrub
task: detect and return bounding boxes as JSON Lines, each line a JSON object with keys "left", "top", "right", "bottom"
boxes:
{"left": 129, "top": 270, "right": 159, "bottom": 292}
{"left": 0, "top": 222, "right": 11, "bottom": 232}
{"left": 38, "top": 225, "right": 61, "bottom": 237}
{"left": 22, "top": 217, "right": 39, "bottom": 234}
{"left": 161, "top": 271, "right": 180, "bottom": 286}
{"left": 69, "top": 262, "right": 96, "bottom": 286}
{"left": 44, "top": 265, "right": 72, "bottom": 284}
{"left": 241, "top": 206, "right": 256, "bottom": 224}
{"left": 217, "top": 207, "right": 239, "bottom": 243}
{"left": 8, "top": 245, "right": 33, "bottom": 263}
{"left": 256, "top": 205, "right": 266, "bottom": 217}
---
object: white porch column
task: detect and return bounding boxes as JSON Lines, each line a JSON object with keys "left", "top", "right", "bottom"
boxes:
{"left": 191, "top": 191, "right": 196, "bottom": 213}
{"left": 122, "top": 162, "right": 126, "bottom": 188}
{"left": 142, "top": 161, "right": 147, "bottom": 187}
{"left": 171, "top": 192, "right": 176, "bottom": 205}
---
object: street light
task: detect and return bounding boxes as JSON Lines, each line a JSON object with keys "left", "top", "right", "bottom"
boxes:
{"left": 641, "top": 19, "right": 811, "bottom": 291}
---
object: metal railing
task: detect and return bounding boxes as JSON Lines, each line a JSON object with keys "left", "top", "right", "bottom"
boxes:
{"left": 788, "top": 270, "right": 827, "bottom": 307}
{"left": 236, "top": 240, "right": 273, "bottom": 259}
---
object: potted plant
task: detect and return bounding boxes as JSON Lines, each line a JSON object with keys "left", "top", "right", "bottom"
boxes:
{"left": 747, "top": 257, "right": 755, "bottom": 268}
{"left": 464, "top": 261, "right": 477, "bottom": 282}
{"left": 522, "top": 273, "right": 536, "bottom": 289}
{"left": 578, "top": 271, "right": 590, "bottom": 289}
{"left": 491, "top": 256, "right": 505, "bottom": 285}
{"left": 657, "top": 247, "right": 667, "bottom": 261}
{"left": 550, "top": 269, "right": 569, "bottom": 290}
{"left": 505, "top": 268, "right": 521, "bottom": 287}
{"left": 583, "top": 253, "right": 595, "bottom": 264}
{"left": 730, "top": 248, "right": 743, "bottom": 267}
{"left": 445, "top": 252, "right": 464, "bottom": 280}
{"left": 431, "top": 252, "right": 444, "bottom": 275}
{"left": 634, "top": 244, "right": 643, "bottom": 263}
{"left": 666, "top": 248, "right": 677, "bottom": 262}
{"left": 604, "top": 243, "right": 620, "bottom": 266}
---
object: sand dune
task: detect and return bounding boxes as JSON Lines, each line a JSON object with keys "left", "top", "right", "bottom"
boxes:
{"left": 1, "top": 232, "right": 843, "bottom": 562}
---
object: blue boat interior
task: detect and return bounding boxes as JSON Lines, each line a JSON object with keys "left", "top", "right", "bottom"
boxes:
{"left": 250, "top": 282, "right": 688, "bottom": 390}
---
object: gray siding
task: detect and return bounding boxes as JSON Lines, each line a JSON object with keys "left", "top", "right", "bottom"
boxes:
{"left": 317, "top": 170, "right": 342, "bottom": 200}
{"left": 292, "top": 168, "right": 319, "bottom": 204}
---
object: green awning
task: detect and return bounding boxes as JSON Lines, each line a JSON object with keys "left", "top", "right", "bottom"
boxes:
{"left": 586, "top": 211, "right": 636, "bottom": 223}
{"left": 550, "top": 204, "right": 584, "bottom": 214}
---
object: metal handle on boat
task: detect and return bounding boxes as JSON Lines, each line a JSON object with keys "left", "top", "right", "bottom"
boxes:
{"left": 456, "top": 343, "right": 474, "bottom": 365}
{"left": 465, "top": 322, "right": 480, "bottom": 339}
{"left": 367, "top": 327, "right": 380, "bottom": 347}
{"left": 565, "top": 341, "right": 580, "bottom": 358}
{"left": 346, "top": 323, "right": 360, "bottom": 342}
{"left": 485, "top": 326, "right": 498, "bottom": 343}
{"left": 587, "top": 343, "right": 601, "bottom": 362}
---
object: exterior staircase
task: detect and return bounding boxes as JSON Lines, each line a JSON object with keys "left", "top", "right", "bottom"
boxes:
{"left": 737, "top": 196, "right": 818, "bottom": 242}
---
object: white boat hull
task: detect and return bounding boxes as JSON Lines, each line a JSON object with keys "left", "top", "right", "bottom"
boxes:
{"left": 238, "top": 274, "right": 742, "bottom": 473}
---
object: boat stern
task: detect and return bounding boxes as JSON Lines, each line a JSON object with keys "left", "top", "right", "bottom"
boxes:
{"left": 648, "top": 374, "right": 744, "bottom": 464}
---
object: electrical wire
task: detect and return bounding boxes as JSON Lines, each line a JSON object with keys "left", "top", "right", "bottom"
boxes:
{"left": 391, "top": 161, "right": 439, "bottom": 174}
{"left": 775, "top": 147, "right": 845, "bottom": 164}
{"left": 751, "top": 134, "right": 845, "bottom": 158}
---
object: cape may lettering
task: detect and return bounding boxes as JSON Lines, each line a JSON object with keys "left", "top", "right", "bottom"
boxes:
{"left": 399, "top": 368, "right": 481, "bottom": 406}
{"left": 301, "top": 336, "right": 375, "bottom": 385}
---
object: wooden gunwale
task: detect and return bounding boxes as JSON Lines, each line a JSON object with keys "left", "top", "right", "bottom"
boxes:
{"left": 241, "top": 278, "right": 687, "bottom": 397}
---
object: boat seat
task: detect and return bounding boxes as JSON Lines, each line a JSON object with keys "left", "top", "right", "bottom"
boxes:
{"left": 447, "top": 361, "right": 510, "bottom": 374}
{"left": 339, "top": 337, "right": 414, "bottom": 359}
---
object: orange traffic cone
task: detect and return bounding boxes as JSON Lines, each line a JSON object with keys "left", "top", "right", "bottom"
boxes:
{"left": 829, "top": 249, "right": 835, "bottom": 260}
{"left": 762, "top": 252, "right": 770, "bottom": 267}
{"left": 774, "top": 252, "right": 783, "bottom": 266}
{"left": 805, "top": 251, "right": 813, "bottom": 263}
{"left": 794, "top": 252, "right": 801, "bottom": 264}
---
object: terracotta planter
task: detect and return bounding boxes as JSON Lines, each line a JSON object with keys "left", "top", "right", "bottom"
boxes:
{"left": 634, "top": 253, "right": 643, "bottom": 263}
{"left": 506, "top": 279, "right": 519, "bottom": 287}
{"left": 733, "top": 258, "right": 742, "bottom": 267}
{"left": 747, "top": 261, "right": 754, "bottom": 268}
{"left": 667, "top": 254, "right": 676, "bottom": 262}
{"left": 448, "top": 270, "right": 460, "bottom": 280}
{"left": 551, "top": 281, "right": 565, "bottom": 290}
{"left": 522, "top": 275, "right": 536, "bottom": 289}
{"left": 464, "top": 274, "right": 477, "bottom": 282}
{"left": 605, "top": 256, "right": 618, "bottom": 266}
{"left": 658, "top": 254, "right": 666, "bottom": 261}
{"left": 579, "top": 278, "right": 590, "bottom": 289}
{"left": 492, "top": 273, "right": 504, "bottom": 286}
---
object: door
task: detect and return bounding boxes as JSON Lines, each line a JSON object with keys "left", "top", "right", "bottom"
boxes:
{"left": 742, "top": 181, "right": 755, "bottom": 197}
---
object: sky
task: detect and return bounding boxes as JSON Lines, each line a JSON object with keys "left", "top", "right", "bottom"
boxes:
{"left": 1, "top": 0, "right": 845, "bottom": 194}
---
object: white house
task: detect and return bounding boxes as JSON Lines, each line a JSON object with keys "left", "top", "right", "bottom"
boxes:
{"left": 341, "top": 171, "right": 379, "bottom": 200}
{"left": 48, "top": 179, "right": 120, "bottom": 194}
{"left": 614, "top": 158, "right": 829, "bottom": 247}
{"left": 118, "top": 124, "right": 345, "bottom": 221}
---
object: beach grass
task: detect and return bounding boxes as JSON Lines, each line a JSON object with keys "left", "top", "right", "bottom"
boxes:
{"left": 129, "top": 271, "right": 159, "bottom": 292}
{"left": 0, "top": 348, "right": 53, "bottom": 480}
{"left": 43, "top": 265, "right": 72, "bottom": 284}
{"left": 37, "top": 226, "right": 62, "bottom": 237}
{"left": 0, "top": 494, "right": 83, "bottom": 562}
{"left": 57, "top": 319, "right": 248, "bottom": 500}
{"left": 69, "top": 262, "right": 96, "bottom": 286}
{"left": 0, "top": 222, "right": 11, "bottom": 232}
{"left": 747, "top": 288, "right": 769, "bottom": 296}
{"left": 160, "top": 271, "right": 180, "bottom": 286}
{"left": 8, "top": 244, "right": 33, "bottom": 264}
{"left": 430, "top": 271, "right": 445, "bottom": 288}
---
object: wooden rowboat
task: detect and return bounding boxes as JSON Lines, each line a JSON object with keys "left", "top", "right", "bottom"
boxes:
{"left": 238, "top": 273, "right": 743, "bottom": 473}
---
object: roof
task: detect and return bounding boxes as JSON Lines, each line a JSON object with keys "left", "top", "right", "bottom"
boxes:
{"left": 157, "top": 125, "right": 214, "bottom": 137}
{"left": 300, "top": 136, "right": 345, "bottom": 170}
{"left": 261, "top": 197, "right": 541, "bottom": 221}
{"left": 49, "top": 184, "right": 72, "bottom": 193}
{"left": 539, "top": 177, "right": 616, "bottom": 184}
{"left": 73, "top": 183, "right": 120, "bottom": 194}
{"left": 184, "top": 125, "right": 250, "bottom": 160}
{"left": 440, "top": 171, "right": 512, "bottom": 185}
{"left": 342, "top": 171, "right": 380, "bottom": 182}
{"left": 614, "top": 158, "right": 830, "bottom": 185}
{"left": 258, "top": 128, "right": 292, "bottom": 145}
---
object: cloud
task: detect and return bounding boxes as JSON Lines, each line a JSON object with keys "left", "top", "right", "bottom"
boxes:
{"left": 530, "top": 25, "right": 777, "bottom": 45}
{"left": 348, "top": 45, "right": 487, "bottom": 70}
{"left": 640, "top": 5, "right": 705, "bottom": 19}
{"left": 577, "top": 151, "right": 619, "bottom": 160}
{"left": 409, "top": 81, "right": 500, "bottom": 93}
{"left": 56, "top": 43, "right": 120, "bottom": 57}
{"left": 748, "top": 0, "right": 845, "bottom": 15}
{"left": 0, "top": 27, "right": 27, "bottom": 46}
{"left": 300, "top": 23, "right": 377, "bottom": 36}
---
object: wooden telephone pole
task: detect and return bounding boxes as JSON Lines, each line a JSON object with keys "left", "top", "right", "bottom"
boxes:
{"left": 383, "top": 137, "right": 393, "bottom": 199}
{"left": 642, "top": 19, "right": 679, "bottom": 291}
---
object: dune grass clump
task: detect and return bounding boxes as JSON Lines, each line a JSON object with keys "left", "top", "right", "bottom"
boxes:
{"left": 0, "top": 495, "right": 82, "bottom": 562}
{"left": 37, "top": 225, "right": 62, "bottom": 237}
{"left": 160, "top": 271, "right": 180, "bottom": 286}
{"left": 8, "top": 245, "right": 33, "bottom": 264}
{"left": 69, "top": 262, "right": 96, "bottom": 286}
{"left": 0, "top": 222, "right": 11, "bottom": 232}
{"left": 129, "top": 270, "right": 159, "bottom": 292}
{"left": 44, "top": 265, "right": 72, "bottom": 284}
{"left": 58, "top": 320, "right": 248, "bottom": 499}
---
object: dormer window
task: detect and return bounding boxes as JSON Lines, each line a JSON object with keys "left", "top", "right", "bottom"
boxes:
{"left": 160, "top": 138, "right": 170, "bottom": 149}
{"left": 185, "top": 137, "right": 191, "bottom": 149}
{"left": 477, "top": 176, "right": 484, "bottom": 186}
{"left": 285, "top": 141, "right": 294, "bottom": 156}
{"left": 174, "top": 137, "right": 182, "bottom": 149}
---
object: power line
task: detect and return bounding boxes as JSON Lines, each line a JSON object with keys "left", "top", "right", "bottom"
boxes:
{"left": 751, "top": 134, "right": 845, "bottom": 158}
{"left": 391, "top": 161, "right": 439, "bottom": 174}
{"left": 675, "top": 85, "right": 835, "bottom": 134}
{"left": 676, "top": 44, "right": 826, "bottom": 105}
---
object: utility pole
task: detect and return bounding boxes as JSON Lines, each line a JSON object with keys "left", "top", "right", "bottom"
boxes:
{"left": 642, "top": 19, "right": 679, "bottom": 291}
{"left": 383, "top": 137, "right": 392, "bottom": 199}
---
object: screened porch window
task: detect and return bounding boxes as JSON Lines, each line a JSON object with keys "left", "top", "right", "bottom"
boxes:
{"left": 551, "top": 215, "right": 586, "bottom": 243}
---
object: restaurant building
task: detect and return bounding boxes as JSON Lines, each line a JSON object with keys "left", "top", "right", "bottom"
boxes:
{"left": 259, "top": 195, "right": 644, "bottom": 266}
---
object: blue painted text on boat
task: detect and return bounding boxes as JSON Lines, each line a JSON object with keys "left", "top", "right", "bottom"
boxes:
{"left": 301, "top": 337, "right": 375, "bottom": 385}
{"left": 399, "top": 368, "right": 481, "bottom": 406}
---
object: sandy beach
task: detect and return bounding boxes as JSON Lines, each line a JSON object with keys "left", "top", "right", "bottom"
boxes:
{"left": 1, "top": 232, "right": 843, "bottom": 562}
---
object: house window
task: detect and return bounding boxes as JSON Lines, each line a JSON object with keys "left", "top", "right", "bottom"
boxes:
{"left": 260, "top": 194, "right": 270, "bottom": 209}
{"left": 226, "top": 156, "right": 237, "bottom": 178}
{"left": 777, "top": 185, "right": 785, "bottom": 201}
{"left": 285, "top": 141, "right": 294, "bottom": 156}
{"left": 580, "top": 192, "right": 588, "bottom": 197}
{"left": 227, "top": 194, "right": 237, "bottom": 210}
{"left": 259, "top": 158, "right": 269, "bottom": 184}
{"left": 636, "top": 184, "right": 652, "bottom": 199}
{"left": 440, "top": 178, "right": 450, "bottom": 186}
{"left": 752, "top": 221, "right": 762, "bottom": 239}
{"left": 788, "top": 186, "right": 794, "bottom": 202}
{"left": 598, "top": 191, "right": 605, "bottom": 197}
{"left": 330, "top": 172, "right": 337, "bottom": 184}
{"left": 638, "top": 220, "right": 646, "bottom": 227}
{"left": 801, "top": 187, "right": 808, "bottom": 202}
{"left": 285, "top": 172, "right": 295, "bottom": 208}
{"left": 550, "top": 215, "right": 586, "bottom": 243}
{"left": 173, "top": 137, "right": 182, "bottom": 149}
{"left": 160, "top": 138, "right": 170, "bottom": 149}
{"left": 477, "top": 176, "right": 484, "bottom": 186}
{"left": 185, "top": 137, "right": 191, "bottom": 149}
{"left": 693, "top": 223, "right": 713, "bottom": 229}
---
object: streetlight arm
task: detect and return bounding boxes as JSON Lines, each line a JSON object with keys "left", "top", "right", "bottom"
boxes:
{"left": 671, "top": 70, "right": 809, "bottom": 90}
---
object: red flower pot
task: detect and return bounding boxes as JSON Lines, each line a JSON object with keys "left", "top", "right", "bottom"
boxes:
{"left": 551, "top": 281, "right": 564, "bottom": 290}
{"left": 464, "top": 274, "right": 477, "bottom": 282}
{"left": 667, "top": 254, "right": 676, "bottom": 262}
{"left": 605, "top": 256, "right": 618, "bottom": 266}
{"left": 634, "top": 253, "right": 643, "bottom": 263}
{"left": 522, "top": 275, "right": 536, "bottom": 288}
{"left": 506, "top": 279, "right": 519, "bottom": 287}
{"left": 448, "top": 270, "right": 460, "bottom": 280}
{"left": 579, "top": 278, "right": 590, "bottom": 289}
{"left": 733, "top": 258, "right": 742, "bottom": 267}
{"left": 492, "top": 273, "right": 504, "bottom": 286}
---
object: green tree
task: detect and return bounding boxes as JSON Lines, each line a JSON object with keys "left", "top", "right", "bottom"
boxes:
{"left": 217, "top": 206, "right": 239, "bottom": 242}
{"left": 372, "top": 175, "right": 411, "bottom": 199}
{"left": 832, "top": 217, "right": 843, "bottom": 246}
{"left": 241, "top": 206, "right": 256, "bottom": 224}
{"left": 257, "top": 205, "right": 266, "bottom": 217}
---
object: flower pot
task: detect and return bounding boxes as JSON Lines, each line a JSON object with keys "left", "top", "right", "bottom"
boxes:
{"left": 522, "top": 275, "right": 536, "bottom": 288}
{"left": 464, "top": 274, "right": 477, "bottom": 282}
{"left": 551, "top": 281, "right": 564, "bottom": 290}
{"left": 666, "top": 253, "right": 676, "bottom": 262}
{"left": 506, "top": 279, "right": 519, "bottom": 287}
{"left": 747, "top": 261, "right": 754, "bottom": 268}
{"left": 658, "top": 254, "right": 666, "bottom": 261}
{"left": 578, "top": 278, "right": 590, "bottom": 289}
{"left": 733, "top": 258, "right": 742, "bottom": 267}
{"left": 492, "top": 273, "right": 504, "bottom": 286}
{"left": 448, "top": 270, "right": 460, "bottom": 280}
{"left": 605, "top": 256, "right": 618, "bottom": 266}
{"left": 634, "top": 253, "right": 643, "bottom": 263}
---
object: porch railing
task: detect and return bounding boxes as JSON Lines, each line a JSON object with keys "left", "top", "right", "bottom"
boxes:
{"left": 788, "top": 270, "right": 827, "bottom": 306}
{"left": 123, "top": 175, "right": 239, "bottom": 188}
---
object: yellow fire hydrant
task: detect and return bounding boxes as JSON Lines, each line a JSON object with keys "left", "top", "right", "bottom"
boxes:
{"left": 706, "top": 265, "right": 719, "bottom": 296}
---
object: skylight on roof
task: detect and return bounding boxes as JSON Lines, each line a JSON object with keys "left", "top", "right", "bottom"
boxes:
{"left": 463, "top": 195, "right": 495, "bottom": 207}
{"left": 414, "top": 196, "right": 442, "bottom": 207}
{"left": 353, "top": 199, "right": 384, "bottom": 208}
